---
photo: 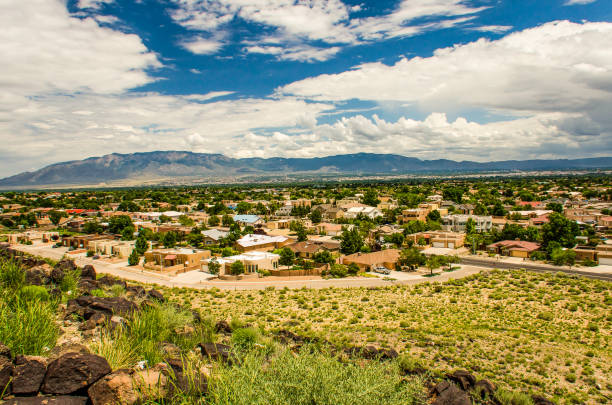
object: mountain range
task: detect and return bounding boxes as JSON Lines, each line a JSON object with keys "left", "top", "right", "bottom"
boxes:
{"left": 0, "top": 151, "right": 610, "bottom": 188}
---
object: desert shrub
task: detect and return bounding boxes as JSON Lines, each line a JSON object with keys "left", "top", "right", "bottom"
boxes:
{"left": 494, "top": 389, "right": 535, "bottom": 405}
{"left": 231, "top": 327, "right": 260, "bottom": 350}
{"left": 0, "top": 258, "right": 25, "bottom": 291}
{"left": 0, "top": 297, "right": 58, "bottom": 356}
{"left": 59, "top": 268, "right": 80, "bottom": 293}
{"left": 89, "top": 329, "right": 138, "bottom": 370}
{"left": 206, "top": 346, "right": 425, "bottom": 405}
{"left": 537, "top": 311, "right": 553, "bottom": 321}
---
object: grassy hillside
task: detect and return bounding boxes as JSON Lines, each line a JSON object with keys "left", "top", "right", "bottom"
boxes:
{"left": 162, "top": 270, "right": 611, "bottom": 404}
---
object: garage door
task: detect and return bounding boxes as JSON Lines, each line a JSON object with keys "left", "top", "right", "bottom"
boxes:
{"left": 599, "top": 257, "right": 612, "bottom": 266}
{"left": 448, "top": 243, "right": 455, "bottom": 249}
{"left": 433, "top": 242, "right": 444, "bottom": 248}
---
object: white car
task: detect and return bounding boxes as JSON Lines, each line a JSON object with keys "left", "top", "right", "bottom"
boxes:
{"left": 372, "top": 266, "right": 391, "bottom": 275}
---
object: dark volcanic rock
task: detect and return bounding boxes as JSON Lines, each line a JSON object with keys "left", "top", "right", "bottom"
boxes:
{"left": 532, "top": 395, "right": 556, "bottom": 405}
{"left": 97, "top": 276, "right": 127, "bottom": 289}
{"left": 12, "top": 355, "right": 47, "bottom": 395}
{"left": 48, "top": 343, "right": 90, "bottom": 362}
{"left": 431, "top": 381, "right": 471, "bottom": 405}
{"left": 199, "top": 343, "right": 232, "bottom": 364}
{"left": 147, "top": 289, "right": 165, "bottom": 302}
{"left": 80, "top": 264, "right": 96, "bottom": 280}
{"left": 77, "top": 278, "right": 99, "bottom": 293}
{"left": 0, "top": 342, "right": 11, "bottom": 360}
{"left": 2, "top": 396, "right": 88, "bottom": 405}
{"left": 125, "top": 285, "right": 145, "bottom": 298}
{"left": 42, "top": 352, "right": 111, "bottom": 395}
{"left": 214, "top": 320, "right": 232, "bottom": 335}
{"left": 67, "top": 296, "right": 138, "bottom": 319}
{"left": 446, "top": 370, "right": 476, "bottom": 391}
{"left": 0, "top": 356, "right": 13, "bottom": 396}
{"left": 474, "top": 379, "right": 496, "bottom": 399}
{"left": 345, "top": 345, "right": 399, "bottom": 360}
{"left": 87, "top": 369, "right": 138, "bottom": 405}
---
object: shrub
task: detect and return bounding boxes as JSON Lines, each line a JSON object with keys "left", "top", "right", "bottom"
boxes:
{"left": 329, "top": 264, "right": 347, "bottom": 278}
{"left": 59, "top": 269, "right": 80, "bottom": 293}
{"left": 0, "top": 297, "right": 58, "bottom": 356}
{"left": 19, "top": 285, "right": 50, "bottom": 302}
{"left": 537, "top": 312, "right": 553, "bottom": 321}
{"left": 206, "top": 346, "right": 425, "bottom": 405}
{"left": 494, "top": 389, "right": 535, "bottom": 405}
{"left": 231, "top": 327, "right": 260, "bottom": 350}
{"left": 0, "top": 258, "right": 25, "bottom": 291}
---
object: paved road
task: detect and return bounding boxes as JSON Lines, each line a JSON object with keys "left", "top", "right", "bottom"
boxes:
{"left": 460, "top": 257, "right": 612, "bottom": 282}
{"left": 11, "top": 243, "right": 485, "bottom": 290}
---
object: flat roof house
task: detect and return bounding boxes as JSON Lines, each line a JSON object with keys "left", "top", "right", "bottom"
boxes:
{"left": 203, "top": 251, "right": 280, "bottom": 275}
{"left": 233, "top": 215, "right": 262, "bottom": 226}
{"left": 286, "top": 240, "right": 340, "bottom": 259}
{"left": 201, "top": 228, "right": 229, "bottom": 245}
{"left": 144, "top": 248, "right": 211, "bottom": 273}
{"left": 235, "top": 234, "right": 290, "bottom": 252}
{"left": 442, "top": 215, "right": 492, "bottom": 233}
{"left": 341, "top": 249, "right": 401, "bottom": 272}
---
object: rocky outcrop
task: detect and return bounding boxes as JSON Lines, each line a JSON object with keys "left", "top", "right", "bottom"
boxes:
{"left": 42, "top": 352, "right": 111, "bottom": 395}
{"left": 66, "top": 296, "right": 138, "bottom": 320}
{"left": 199, "top": 343, "right": 233, "bottom": 364}
{"left": 88, "top": 370, "right": 138, "bottom": 405}
{"left": 0, "top": 356, "right": 13, "bottom": 395}
{"left": 2, "top": 396, "right": 89, "bottom": 405}
{"left": 431, "top": 381, "right": 472, "bottom": 405}
{"left": 11, "top": 355, "right": 47, "bottom": 395}
{"left": 80, "top": 265, "right": 96, "bottom": 280}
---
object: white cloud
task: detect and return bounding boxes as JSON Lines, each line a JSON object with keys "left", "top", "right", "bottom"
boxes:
{"left": 170, "top": 0, "right": 488, "bottom": 60}
{"left": 280, "top": 21, "right": 612, "bottom": 116}
{"left": 77, "top": 0, "right": 115, "bottom": 10}
{"left": 183, "top": 91, "right": 235, "bottom": 101}
{"left": 245, "top": 44, "right": 341, "bottom": 62}
{"left": 179, "top": 36, "right": 225, "bottom": 54}
{"left": 564, "top": 0, "right": 597, "bottom": 5}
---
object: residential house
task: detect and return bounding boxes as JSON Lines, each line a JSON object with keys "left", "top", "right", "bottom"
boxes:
{"left": 406, "top": 231, "right": 465, "bottom": 249}
{"left": 286, "top": 240, "right": 340, "bottom": 259}
{"left": 313, "top": 222, "right": 343, "bottom": 236}
{"left": 442, "top": 215, "right": 492, "bottom": 232}
{"left": 341, "top": 249, "right": 401, "bottom": 272}
{"left": 233, "top": 215, "right": 262, "bottom": 226}
{"left": 203, "top": 251, "right": 280, "bottom": 275}
{"left": 201, "top": 228, "right": 229, "bottom": 245}
{"left": 487, "top": 240, "right": 540, "bottom": 258}
{"left": 235, "top": 234, "right": 291, "bottom": 252}
{"left": 144, "top": 248, "right": 211, "bottom": 273}
{"left": 344, "top": 206, "right": 383, "bottom": 219}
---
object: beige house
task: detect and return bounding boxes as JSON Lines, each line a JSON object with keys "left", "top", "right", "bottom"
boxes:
{"left": 406, "top": 231, "right": 465, "bottom": 249}
{"left": 144, "top": 248, "right": 211, "bottom": 273}
{"left": 7, "top": 231, "right": 60, "bottom": 244}
{"left": 235, "top": 234, "right": 291, "bottom": 252}
{"left": 203, "top": 251, "right": 280, "bottom": 275}
{"left": 341, "top": 249, "right": 401, "bottom": 272}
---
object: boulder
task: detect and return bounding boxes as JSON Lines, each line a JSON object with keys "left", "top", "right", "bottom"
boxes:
{"left": 2, "top": 396, "right": 88, "bottom": 405}
{"left": 0, "top": 342, "right": 11, "bottom": 360}
{"left": 344, "top": 345, "right": 398, "bottom": 360}
{"left": 199, "top": 343, "right": 233, "bottom": 364}
{"left": 474, "top": 379, "right": 496, "bottom": 399}
{"left": 98, "top": 276, "right": 127, "bottom": 289}
{"left": 78, "top": 279, "right": 99, "bottom": 293}
{"left": 431, "top": 381, "right": 472, "bottom": 405}
{"left": 214, "top": 320, "right": 232, "bottom": 335}
{"left": 147, "top": 289, "right": 165, "bottom": 302}
{"left": 47, "top": 343, "right": 90, "bottom": 362}
{"left": 160, "top": 342, "right": 181, "bottom": 358}
{"left": 532, "top": 395, "right": 556, "bottom": 405}
{"left": 80, "top": 265, "right": 96, "bottom": 280}
{"left": 55, "top": 259, "right": 77, "bottom": 272}
{"left": 88, "top": 369, "right": 138, "bottom": 405}
{"left": 132, "top": 366, "right": 169, "bottom": 400}
{"left": 12, "top": 355, "right": 47, "bottom": 395}
{"left": 25, "top": 264, "right": 53, "bottom": 286}
{"left": 0, "top": 356, "right": 13, "bottom": 396}
{"left": 49, "top": 268, "right": 65, "bottom": 284}
{"left": 67, "top": 296, "right": 138, "bottom": 319}
{"left": 42, "top": 352, "right": 111, "bottom": 395}
{"left": 446, "top": 370, "right": 476, "bottom": 391}
{"left": 125, "top": 285, "right": 145, "bottom": 298}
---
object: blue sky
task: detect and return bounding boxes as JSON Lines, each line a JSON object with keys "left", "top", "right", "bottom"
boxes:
{"left": 0, "top": 0, "right": 611, "bottom": 176}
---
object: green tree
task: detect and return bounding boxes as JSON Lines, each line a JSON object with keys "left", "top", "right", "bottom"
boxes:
{"left": 178, "top": 215, "right": 195, "bottom": 227}
{"left": 347, "top": 262, "right": 360, "bottom": 275}
{"left": 398, "top": 247, "right": 425, "bottom": 270}
{"left": 236, "top": 202, "right": 252, "bottom": 214}
{"left": 230, "top": 260, "right": 244, "bottom": 275}
{"left": 340, "top": 228, "right": 363, "bottom": 254}
{"left": 426, "top": 255, "right": 442, "bottom": 275}
{"left": 108, "top": 215, "right": 133, "bottom": 234}
{"left": 541, "top": 212, "right": 580, "bottom": 248}
{"left": 159, "top": 214, "right": 171, "bottom": 223}
{"left": 82, "top": 221, "right": 102, "bottom": 234}
{"left": 162, "top": 232, "right": 177, "bottom": 248}
{"left": 313, "top": 250, "right": 334, "bottom": 264}
{"left": 222, "top": 214, "right": 234, "bottom": 227}
{"left": 427, "top": 210, "right": 441, "bottom": 222}
{"left": 121, "top": 226, "right": 135, "bottom": 241}
{"left": 491, "top": 201, "right": 506, "bottom": 217}
{"left": 474, "top": 203, "right": 488, "bottom": 216}
{"left": 465, "top": 218, "right": 476, "bottom": 235}
{"left": 361, "top": 189, "right": 380, "bottom": 207}
{"left": 208, "top": 215, "right": 220, "bottom": 227}
{"left": 443, "top": 187, "right": 463, "bottom": 203}
{"left": 279, "top": 247, "right": 295, "bottom": 266}
{"left": 551, "top": 248, "right": 576, "bottom": 268}
{"left": 127, "top": 249, "right": 140, "bottom": 266}
{"left": 48, "top": 210, "right": 67, "bottom": 226}
{"left": 208, "top": 257, "right": 221, "bottom": 275}
{"left": 309, "top": 208, "right": 322, "bottom": 224}
{"left": 546, "top": 202, "right": 563, "bottom": 213}
{"left": 135, "top": 234, "right": 148, "bottom": 255}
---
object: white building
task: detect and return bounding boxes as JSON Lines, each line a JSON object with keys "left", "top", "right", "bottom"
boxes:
{"left": 343, "top": 206, "right": 383, "bottom": 219}
{"left": 442, "top": 215, "right": 492, "bottom": 232}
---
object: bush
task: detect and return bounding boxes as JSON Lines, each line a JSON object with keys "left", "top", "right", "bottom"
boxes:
{"left": 0, "top": 297, "right": 58, "bottom": 356}
{"left": 206, "top": 346, "right": 425, "bottom": 405}
{"left": 329, "top": 264, "right": 347, "bottom": 278}
{"left": 494, "top": 389, "right": 534, "bottom": 405}
{"left": 231, "top": 327, "right": 260, "bottom": 350}
{"left": 19, "top": 285, "right": 50, "bottom": 302}
{"left": 537, "top": 312, "right": 553, "bottom": 321}
{"left": 59, "top": 269, "right": 80, "bottom": 293}
{"left": 0, "top": 258, "right": 25, "bottom": 291}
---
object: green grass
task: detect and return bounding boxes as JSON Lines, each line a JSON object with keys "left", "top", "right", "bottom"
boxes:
{"left": 0, "top": 297, "right": 58, "bottom": 356}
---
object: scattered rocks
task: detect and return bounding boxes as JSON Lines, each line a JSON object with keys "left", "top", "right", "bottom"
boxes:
{"left": 147, "top": 289, "right": 165, "bottom": 302}
{"left": 97, "top": 276, "right": 127, "bottom": 289}
{"left": 344, "top": 345, "right": 398, "bottom": 360}
{"left": 80, "top": 265, "right": 96, "bottom": 281}
{"left": 88, "top": 369, "right": 138, "bottom": 405}
{"left": 473, "top": 379, "right": 496, "bottom": 399}
{"left": 446, "top": 370, "right": 476, "bottom": 391}
{"left": 125, "top": 285, "right": 145, "bottom": 298}
{"left": 66, "top": 296, "right": 138, "bottom": 321}
{"left": 431, "top": 381, "right": 471, "bottom": 405}
{"left": 11, "top": 355, "right": 47, "bottom": 395}
{"left": 42, "top": 352, "right": 111, "bottom": 395}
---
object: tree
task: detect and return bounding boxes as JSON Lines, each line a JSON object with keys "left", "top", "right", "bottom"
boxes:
{"left": 426, "top": 255, "right": 442, "bottom": 275}
{"left": 465, "top": 218, "right": 476, "bottom": 235}
{"left": 48, "top": 210, "right": 67, "bottom": 226}
{"left": 551, "top": 248, "right": 576, "bottom": 268}
{"left": 208, "top": 257, "right": 221, "bottom": 275}
{"left": 222, "top": 214, "right": 234, "bottom": 227}
{"left": 309, "top": 208, "right": 322, "bottom": 224}
{"left": 347, "top": 262, "right": 360, "bottom": 275}
{"left": 83, "top": 221, "right": 103, "bottom": 234}
{"left": 313, "top": 250, "right": 334, "bottom": 264}
{"left": 385, "top": 232, "right": 405, "bottom": 248}
{"left": 159, "top": 214, "right": 171, "bottom": 223}
{"left": 474, "top": 203, "right": 488, "bottom": 216}
{"left": 546, "top": 202, "right": 563, "bottom": 213}
{"left": 296, "top": 226, "right": 308, "bottom": 242}
{"left": 178, "top": 215, "right": 195, "bottom": 227}
{"left": 127, "top": 249, "right": 140, "bottom": 266}
{"left": 230, "top": 260, "right": 244, "bottom": 275}
{"left": 121, "top": 226, "right": 135, "bottom": 241}
{"left": 162, "top": 232, "right": 177, "bottom": 248}
{"left": 491, "top": 201, "right": 506, "bottom": 217}
{"left": 398, "top": 247, "right": 426, "bottom": 270}
{"left": 445, "top": 255, "right": 460, "bottom": 270}
{"left": 340, "top": 228, "right": 363, "bottom": 254}
{"left": 541, "top": 212, "right": 580, "bottom": 248}
{"left": 443, "top": 187, "right": 463, "bottom": 203}
{"left": 208, "top": 215, "right": 220, "bottom": 227}
{"left": 279, "top": 247, "right": 295, "bottom": 266}
{"left": 108, "top": 215, "right": 133, "bottom": 234}
{"left": 236, "top": 202, "right": 251, "bottom": 214}
{"left": 427, "top": 210, "right": 441, "bottom": 222}
{"left": 135, "top": 234, "right": 148, "bottom": 255}
{"left": 361, "top": 189, "right": 380, "bottom": 207}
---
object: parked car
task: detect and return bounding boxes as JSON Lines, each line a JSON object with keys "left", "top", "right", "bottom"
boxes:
{"left": 92, "top": 255, "right": 100, "bottom": 260}
{"left": 372, "top": 266, "right": 391, "bottom": 275}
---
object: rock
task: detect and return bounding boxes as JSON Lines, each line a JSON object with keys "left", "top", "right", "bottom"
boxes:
{"left": 110, "top": 315, "right": 126, "bottom": 329}
{"left": 0, "top": 342, "right": 11, "bottom": 360}
{"left": 48, "top": 343, "right": 90, "bottom": 362}
{"left": 25, "top": 264, "right": 53, "bottom": 286}
{"left": 173, "top": 370, "right": 208, "bottom": 396}
{"left": 97, "top": 276, "right": 127, "bottom": 289}
{"left": 147, "top": 289, "right": 165, "bottom": 302}
{"left": 532, "top": 395, "right": 556, "bottom": 405}
{"left": 49, "top": 268, "right": 65, "bottom": 284}
{"left": 42, "top": 352, "right": 111, "bottom": 395}
{"left": 79, "top": 318, "right": 97, "bottom": 331}
{"left": 191, "top": 310, "right": 202, "bottom": 324}
{"left": 215, "top": 320, "right": 232, "bottom": 334}
{"left": 55, "top": 259, "right": 77, "bottom": 272}
{"left": 199, "top": 343, "right": 233, "bottom": 364}
{"left": 2, "top": 396, "right": 88, "bottom": 405}
{"left": 80, "top": 265, "right": 96, "bottom": 280}
{"left": 160, "top": 342, "right": 182, "bottom": 358}
{"left": 125, "top": 285, "right": 146, "bottom": 298}
{"left": 78, "top": 279, "right": 99, "bottom": 293}
{"left": 474, "top": 379, "right": 496, "bottom": 399}
{"left": 0, "top": 356, "right": 14, "bottom": 396}
{"left": 344, "top": 345, "right": 398, "bottom": 360}
{"left": 431, "top": 381, "right": 471, "bottom": 405}
{"left": 67, "top": 296, "right": 138, "bottom": 319}
{"left": 12, "top": 355, "right": 47, "bottom": 395}
{"left": 446, "top": 370, "right": 476, "bottom": 391}
{"left": 88, "top": 369, "right": 138, "bottom": 405}
{"left": 132, "top": 367, "right": 169, "bottom": 400}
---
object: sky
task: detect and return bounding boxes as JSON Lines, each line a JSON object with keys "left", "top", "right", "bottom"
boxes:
{"left": 1, "top": 0, "right": 611, "bottom": 177}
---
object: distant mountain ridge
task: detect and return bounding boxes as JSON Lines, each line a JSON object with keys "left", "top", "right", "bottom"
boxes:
{"left": 0, "top": 151, "right": 610, "bottom": 188}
